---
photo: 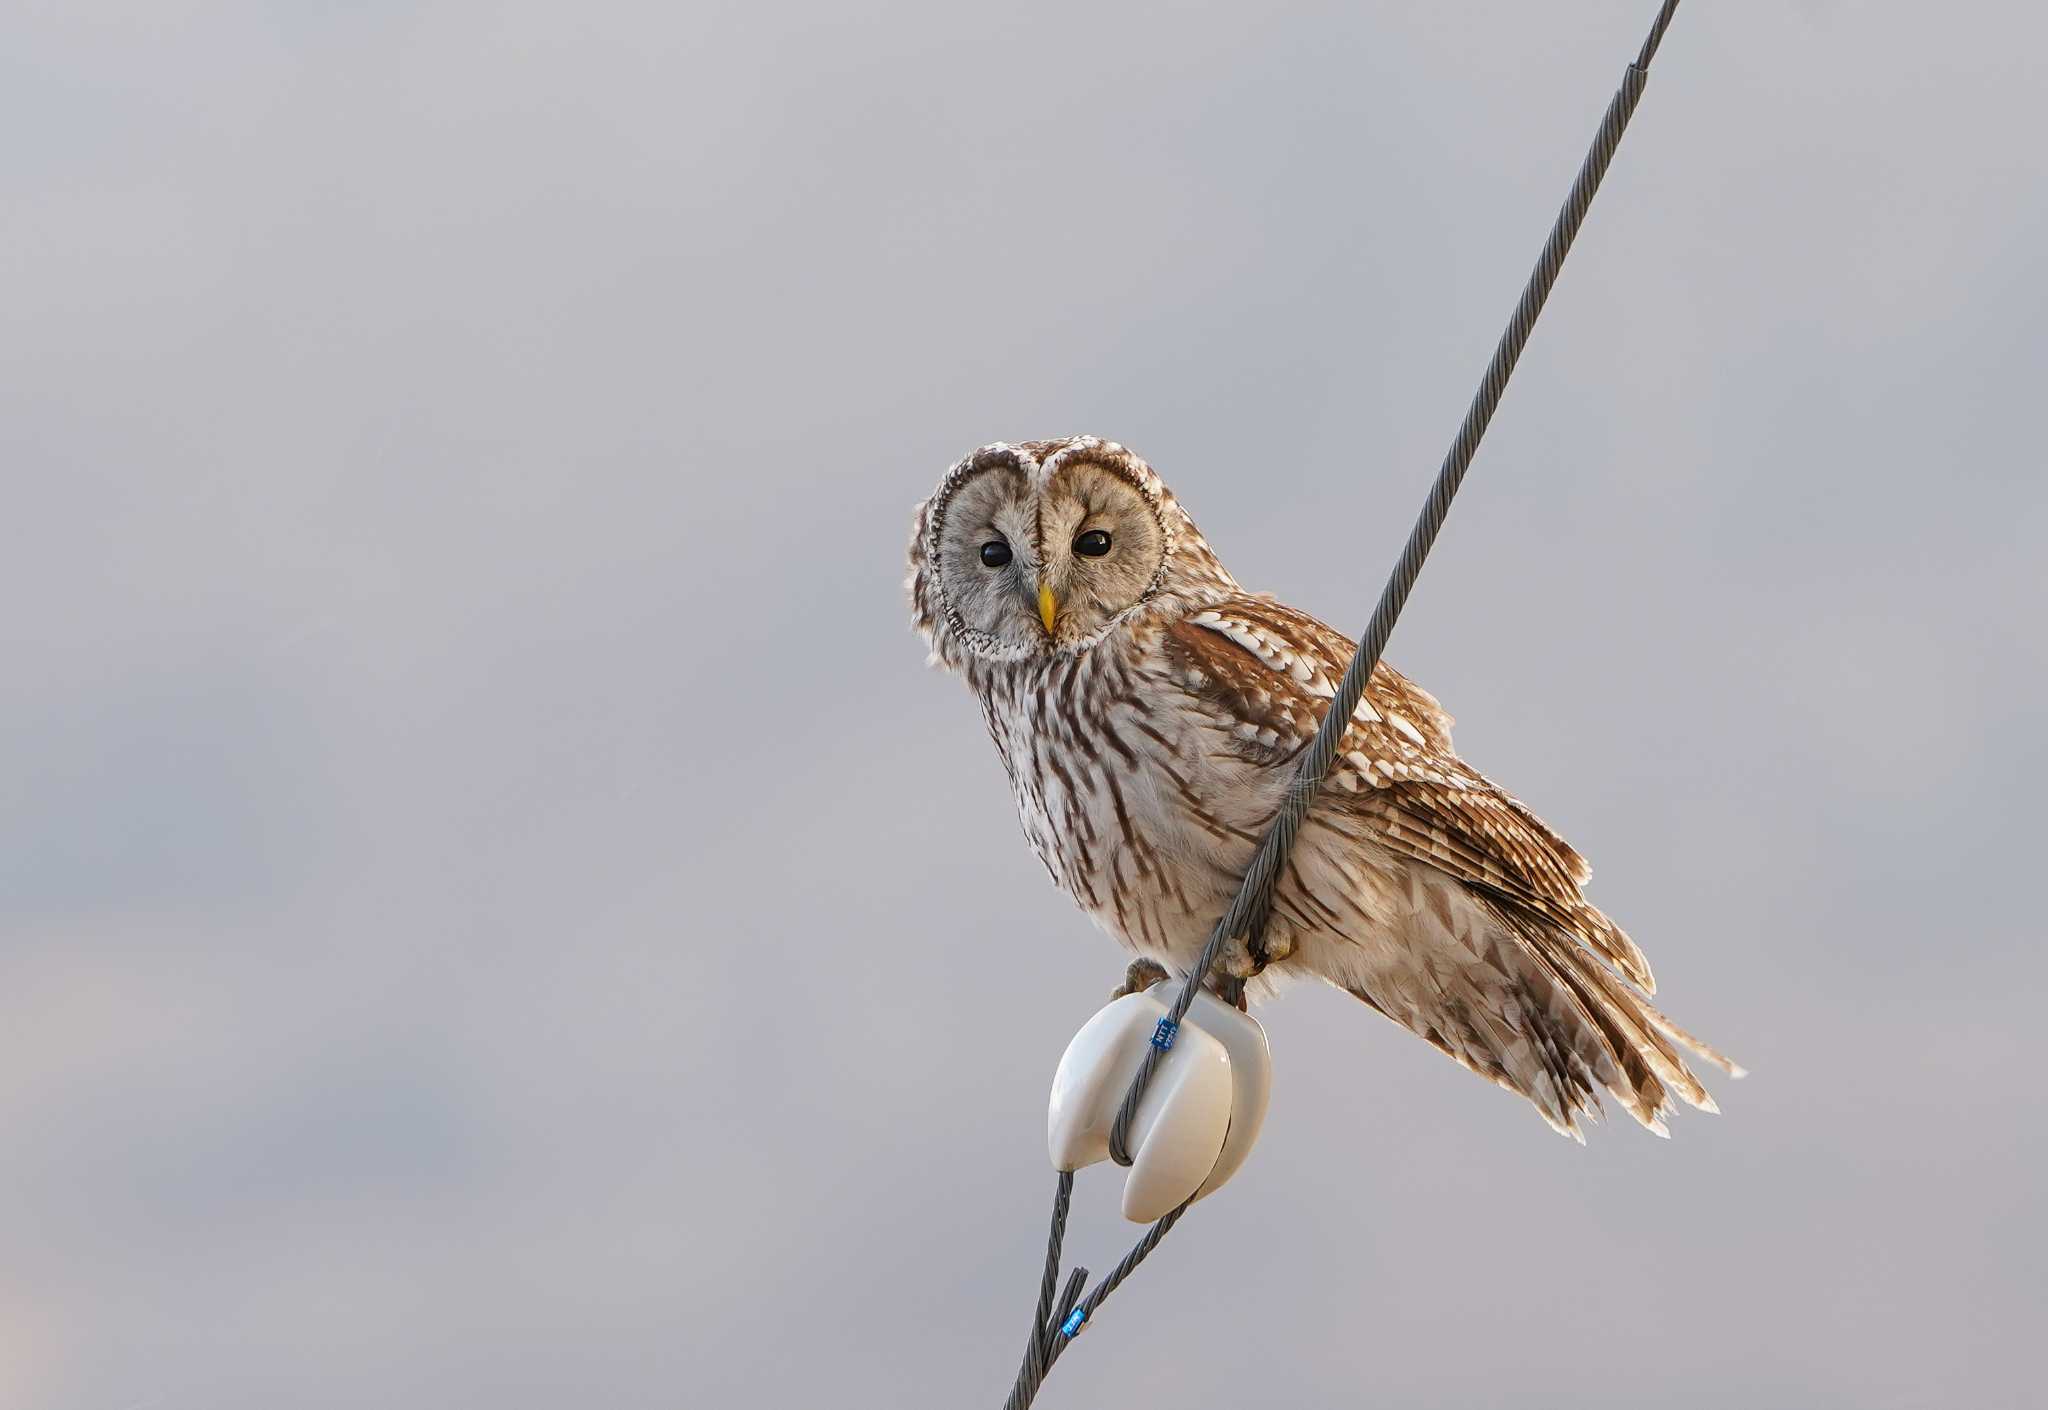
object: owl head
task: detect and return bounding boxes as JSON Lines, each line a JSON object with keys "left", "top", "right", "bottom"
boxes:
{"left": 907, "top": 437, "right": 1236, "bottom": 669}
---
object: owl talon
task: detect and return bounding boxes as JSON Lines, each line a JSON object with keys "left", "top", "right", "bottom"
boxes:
{"left": 1211, "top": 974, "right": 1249, "bottom": 1013}
{"left": 1111, "top": 958, "right": 1169, "bottom": 1000}
{"left": 1217, "top": 935, "right": 1259, "bottom": 981}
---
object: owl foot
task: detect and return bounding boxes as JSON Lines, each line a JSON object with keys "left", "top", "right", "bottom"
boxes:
{"left": 1211, "top": 973, "right": 1250, "bottom": 1013}
{"left": 1109, "top": 959, "right": 1249, "bottom": 1013}
{"left": 1110, "top": 958, "right": 1169, "bottom": 1000}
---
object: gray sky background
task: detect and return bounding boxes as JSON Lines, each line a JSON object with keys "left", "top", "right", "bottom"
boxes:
{"left": 3, "top": 2, "right": 2044, "bottom": 1407}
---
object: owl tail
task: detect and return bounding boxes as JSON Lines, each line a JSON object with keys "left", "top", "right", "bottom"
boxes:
{"left": 1500, "top": 907, "right": 1743, "bottom": 1136}
{"left": 1347, "top": 965, "right": 1608, "bottom": 1142}
{"left": 1346, "top": 906, "right": 1741, "bottom": 1141}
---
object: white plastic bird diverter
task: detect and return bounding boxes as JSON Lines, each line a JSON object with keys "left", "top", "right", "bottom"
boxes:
{"left": 1046, "top": 982, "right": 1272, "bottom": 1222}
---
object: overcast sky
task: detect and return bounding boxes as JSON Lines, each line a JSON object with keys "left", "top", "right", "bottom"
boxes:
{"left": 3, "top": 2, "right": 2044, "bottom": 1407}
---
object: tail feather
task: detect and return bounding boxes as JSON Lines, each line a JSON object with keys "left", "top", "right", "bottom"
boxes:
{"left": 1567, "top": 902, "right": 1658, "bottom": 996}
{"left": 1448, "top": 969, "right": 1600, "bottom": 1140}
{"left": 1641, "top": 999, "right": 1749, "bottom": 1079}
{"left": 1514, "top": 943, "right": 1673, "bottom": 1132}
{"left": 1318, "top": 874, "right": 1739, "bottom": 1140}
{"left": 1514, "top": 890, "right": 1658, "bottom": 995}
{"left": 1357, "top": 975, "right": 1595, "bottom": 1142}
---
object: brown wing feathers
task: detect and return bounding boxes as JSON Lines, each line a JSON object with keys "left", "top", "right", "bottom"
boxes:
{"left": 1171, "top": 594, "right": 1731, "bottom": 1130}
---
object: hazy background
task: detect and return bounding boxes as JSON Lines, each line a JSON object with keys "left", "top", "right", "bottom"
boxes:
{"left": 4, "top": 2, "right": 2044, "bottom": 1406}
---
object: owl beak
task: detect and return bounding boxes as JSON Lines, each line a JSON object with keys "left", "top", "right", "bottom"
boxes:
{"left": 1037, "top": 582, "right": 1059, "bottom": 634}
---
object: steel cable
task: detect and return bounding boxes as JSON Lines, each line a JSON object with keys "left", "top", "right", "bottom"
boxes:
{"left": 1003, "top": 3, "right": 1684, "bottom": 1402}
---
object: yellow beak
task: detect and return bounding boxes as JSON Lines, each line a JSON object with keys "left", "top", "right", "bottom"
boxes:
{"left": 1038, "top": 582, "right": 1058, "bottom": 634}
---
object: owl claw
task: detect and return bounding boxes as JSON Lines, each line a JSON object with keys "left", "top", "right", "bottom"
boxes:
{"left": 1212, "top": 973, "right": 1250, "bottom": 1013}
{"left": 1111, "top": 958, "right": 1170, "bottom": 1000}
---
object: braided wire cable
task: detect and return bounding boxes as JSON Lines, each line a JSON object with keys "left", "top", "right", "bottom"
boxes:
{"left": 1068, "top": 1201, "right": 1188, "bottom": 1327}
{"left": 1010, "top": 1170, "right": 1079, "bottom": 1404}
{"left": 1106, "top": 0, "right": 1668, "bottom": 1169}
{"left": 1004, "top": 1196, "right": 1192, "bottom": 1410}
{"left": 1003, "top": 3, "right": 1683, "bottom": 1402}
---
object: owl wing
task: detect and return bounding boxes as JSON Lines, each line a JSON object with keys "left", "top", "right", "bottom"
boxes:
{"left": 1160, "top": 594, "right": 1657, "bottom": 992}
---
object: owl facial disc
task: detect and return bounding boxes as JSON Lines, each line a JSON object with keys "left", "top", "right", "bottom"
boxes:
{"left": 908, "top": 436, "right": 1230, "bottom": 667}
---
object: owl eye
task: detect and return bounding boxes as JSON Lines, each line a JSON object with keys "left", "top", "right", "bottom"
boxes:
{"left": 980, "top": 540, "right": 1013, "bottom": 568}
{"left": 1074, "top": 529, "right": 1112, "bottom": 557}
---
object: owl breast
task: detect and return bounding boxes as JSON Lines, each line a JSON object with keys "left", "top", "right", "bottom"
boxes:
{"left": 972, "top": 628, "right": 1288, "bottom": 970}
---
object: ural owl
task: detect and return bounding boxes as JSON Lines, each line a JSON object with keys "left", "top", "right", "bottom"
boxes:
{"left": 907, "top": 436, "right": 1739, "bottom": 1139}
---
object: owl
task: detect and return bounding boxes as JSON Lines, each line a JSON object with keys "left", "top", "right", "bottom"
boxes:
{"left": 907, "top": 436, "right": 1740, "bottom": 1139}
